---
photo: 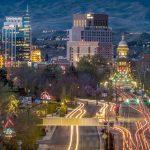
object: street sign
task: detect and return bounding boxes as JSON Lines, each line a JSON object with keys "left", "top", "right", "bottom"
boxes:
{"left": 102, "top": 133, "right": 108, "bottom": 139}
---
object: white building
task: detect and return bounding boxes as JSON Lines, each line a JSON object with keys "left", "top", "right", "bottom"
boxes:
{"left": 67, "top": 13, "right": 112, "bottom": 66}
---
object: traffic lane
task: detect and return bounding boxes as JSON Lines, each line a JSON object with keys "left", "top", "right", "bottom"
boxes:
{"left": 50, "top": 126, "right": 69, "bottom": 144}
{"left": 84, "top": 103, "right": 101, "bottom": 117}
{"left": 120, "top": 104, "right": 142, "bottom": 118}
{"left": 38, "top": 126, "right": 70, "bottom": 150}
{"left": 39, "top": 103, "right": 100, "bottom": 150}
{"left": 45, "top": 103, "right": 85, "bottom": 150}
{"left": 79, "top": 126, "right": 100, "bottom": 150}
{"left": 79, "top": 104, "right": 100, "bottom": 150}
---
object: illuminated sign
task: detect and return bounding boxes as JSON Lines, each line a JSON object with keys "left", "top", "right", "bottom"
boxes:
{"left": 87, "top": 13, "right": 93, "bottom": 19}
{"left": 41, "top": 91, "right": 51, "bottom": 100}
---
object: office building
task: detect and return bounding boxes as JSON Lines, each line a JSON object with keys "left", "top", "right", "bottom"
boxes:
{"left": 2, "top": 6, "right": 31, "bottom": 66}
{"left": 17, "top": 6, "right": 31, "bottom": 61}
{"left": 67, "top": 13, "right": 112, "bottom": 66}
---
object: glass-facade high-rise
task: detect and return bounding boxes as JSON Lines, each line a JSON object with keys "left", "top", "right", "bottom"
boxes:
{"left": 2, "top": 6, "right": 32, "bottom": 66}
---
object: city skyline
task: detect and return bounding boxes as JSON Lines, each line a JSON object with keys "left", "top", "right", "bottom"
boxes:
{"left": 0, "top": 0, "right": 150, "bottom": 33}
{"left": 0, "top": 1, "right": 150, "bottom": 150}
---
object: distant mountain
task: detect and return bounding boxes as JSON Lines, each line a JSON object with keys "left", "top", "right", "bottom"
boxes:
{"left": 0, "top": 0, "right": 150, "bottom": 33}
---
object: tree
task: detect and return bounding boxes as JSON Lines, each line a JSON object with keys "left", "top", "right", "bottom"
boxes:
{"left": 15, "top": 110, "right": 42, "bottom": 150}
{"left": 91, "top": 54, "right": 107, "bottom": 68}
{"left": 6, "top": 95, "right": 19, "bottom": 116}
{"left": 0, "top": 69, "right": 7, "bottom": 81}
{"left": 77, "top": 55, "right": 94, "bottom": 73}
{"left": 0, "top": 69, "right": 8, "bottom": 87}
{"left": 43, "top": 64, "right": 63, "bottom": 80}
{"left": 66, "top": 65, "right": 78, "bottom": 77}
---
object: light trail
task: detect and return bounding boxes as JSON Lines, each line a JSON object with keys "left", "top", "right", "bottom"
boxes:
{"left": 67, "top": 125, "right": 74, "bottom": 150}
{"left": 66, "top": 103, "right": 83, "bottom": 118}
{"left": 138, "top": 122, "right": 149, "bottom": 150}
{"left": 67, "top": 102, "right": 86, "bottom": 150}
{"left": 135, "top": 122, "right": 145, "bottom": 150}
{"left": 134, "top": 107, "right": 150, "bottom": 150}
{"left": 143, "top": 124, "right": 150, "bottom": 150}
{"left": 96, "top": 103, "right": 109, "bottom": 121}
{"left": 116, "top": 89, "right": 150, "bottom": 150}
{"left": 75, "top": 109, "right": 86, "bottom": 150}
{"left": 113, "top": 126, "right": 127, "bottom": 150}
{"left": 125, "top": 92, "right": 150, "bottom": 150}
{"left": 67, "top": 103, "right": 84, "bottom": 150}
{"left": 114, "top": 125, "right": 136, "bottom": 150}
{"left": 116, "top": 92, "right": 140, "bottom": 149}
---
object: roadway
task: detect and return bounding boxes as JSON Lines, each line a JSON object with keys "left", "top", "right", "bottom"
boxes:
{"left": 38, "top": 89, "right": 150, "bottom": 150}
{"left": 113, "top": 90, "right": 150, "bottom": 150}
{"left": 39, "top": 102, "right": 101, "bottom": 150}
{"left": 79, "top": 104, "right": 100, "bottom": 150}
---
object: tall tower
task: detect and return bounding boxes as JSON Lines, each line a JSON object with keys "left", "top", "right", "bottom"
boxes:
{"left": 18, "top": 4, "right": 32, "bottom": 61}
{"left": 2, "top": 5, "right": 32, "bottom": 66}
{"left": 117, "top": 35, "right": 130, "bottom": 73}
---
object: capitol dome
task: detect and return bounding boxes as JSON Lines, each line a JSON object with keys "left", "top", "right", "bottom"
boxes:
{"left": 118, "top": 35, "right": 128, "bottom": 47}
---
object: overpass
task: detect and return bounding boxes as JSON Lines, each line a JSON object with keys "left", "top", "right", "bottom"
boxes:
{"left": 40, "top": 117, "right": 144, "bottom": 126}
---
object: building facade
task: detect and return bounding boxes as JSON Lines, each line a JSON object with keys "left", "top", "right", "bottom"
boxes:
{"left": 67, "top": 13, "right": 112, "bottom": 66}
{"left": 2, "top": 7, "right": 31, "bottom": 66}
{"left": 31, "top": 49, "right": 42, "bottom": 63}
{"left": 0, "top": 55, "right": 4, "bottom": 68}
{"left": 117, "top": 35, "right": 130, "bottom": 73}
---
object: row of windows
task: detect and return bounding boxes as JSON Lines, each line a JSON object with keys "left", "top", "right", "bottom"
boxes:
{"left": 7, "top": 20, "right": 22, "bottom": 23}
{"left": 74, "top": 19, "right": 108, "bottom": 28}
{"left": 82, "top": 37, "right": 112, "bottom": 42}
{"left": 74, "top": 20, "right": 86, "bottom": 27}
{"left": 70, "top": 47, "right": 111, "bottom": 51}
{"left": 75, "top": 47, "right": 92, "bottom": 54}
{"left": 81, "top": 31, "right": 112, "bottom": 36}
{"left": 94, "top": 20, "right": 108, "bottom": 26}
{"left": 118, "top": 62, "right": 127, "bottom": 66}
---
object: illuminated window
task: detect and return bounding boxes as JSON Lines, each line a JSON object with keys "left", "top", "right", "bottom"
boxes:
{"left": 79, "top": 20, "right": 81, "bottom": 27}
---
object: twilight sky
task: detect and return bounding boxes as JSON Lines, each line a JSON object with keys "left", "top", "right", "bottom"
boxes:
{"left": 0, "top": 0, "right": 149, "bottom": 32}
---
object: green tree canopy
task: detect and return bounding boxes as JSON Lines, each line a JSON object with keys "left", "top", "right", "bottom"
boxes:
{"left": 44, "top": 64, "right": 63, "bottom": 80}
{"left": 77, "top": 55, "right": 94, "bottom": 73}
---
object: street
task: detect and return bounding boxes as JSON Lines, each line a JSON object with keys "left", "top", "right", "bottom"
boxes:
{"left": 38, "top": 102, "right": 101, "bottom": 150}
